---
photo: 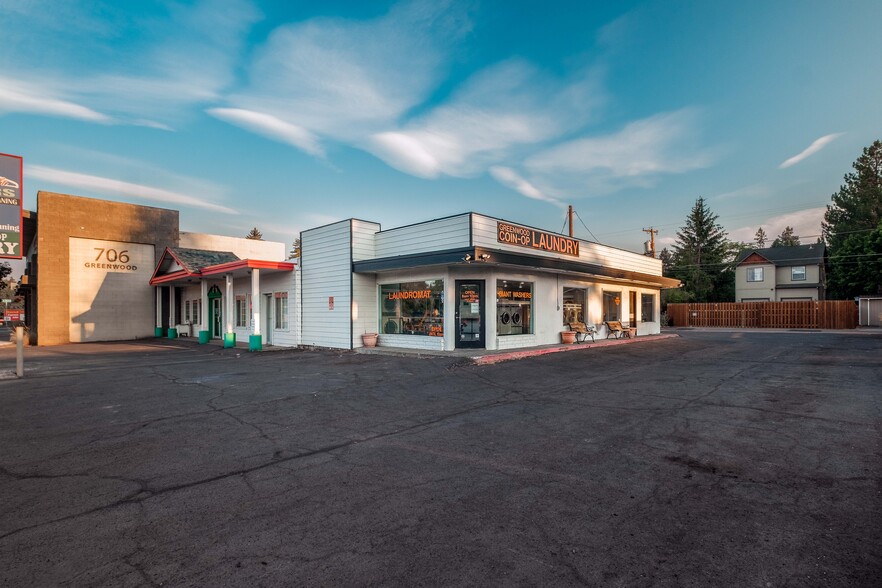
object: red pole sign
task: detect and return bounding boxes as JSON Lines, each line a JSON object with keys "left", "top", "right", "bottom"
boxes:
{"left": 0, "top": 153, "right": 23, "bottom": 259}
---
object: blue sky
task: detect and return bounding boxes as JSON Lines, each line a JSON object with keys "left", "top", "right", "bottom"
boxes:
{"left": 3, "top": 0, "right": 882, "bottom": 256}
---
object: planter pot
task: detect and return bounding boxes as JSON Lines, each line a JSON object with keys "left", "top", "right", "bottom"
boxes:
{"left": 362, "top": 333, "right": 378, "bottom": 348}
{"left": 560, "top": 331, "right": 576, "bottom": 344}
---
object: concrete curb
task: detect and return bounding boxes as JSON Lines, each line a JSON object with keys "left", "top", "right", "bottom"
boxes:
{"left": 471, "top": 334, "right": 680, "bottom": 365}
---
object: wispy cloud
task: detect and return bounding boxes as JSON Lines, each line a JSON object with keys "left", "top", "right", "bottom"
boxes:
{"left": 207, "top": 108, "right": 324, "bottom": 156}
{"left": 27, "top": 165, "right": 237, "bottom": 214}
{"left": 526, "top": 110, "right": 710, "bottom": 177}
{"left": 0, "top": 0, "right": 258, "bottom": 125}
{"left": 711, "top": 183, "right": 772, "bottom": 201}
{"left": 365, "top": 60, "right": 602, "bottom": 178}
{"left": 0, "top": 80, "right": 110, "bottom": 122}
{"left": 491, "top": 109, "right": 714, "bottom": 200}
{"left": 215, "top": 0, "right": 471, "bottom": 148}
{"left": 779, "top": 133, "right": 844, "bottom": 169}
{"left": 489, "top": 166, "right": 564, "bottom": 208}
{"left": 728, "top": 207, "right": 826, "bottom": 243}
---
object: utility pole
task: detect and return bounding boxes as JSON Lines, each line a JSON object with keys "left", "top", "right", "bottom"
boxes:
{"left": 567, "top": 205, "right": 574, "bottom": 237}
{"left": 642, "top": 227, "right": 658, "bottom": 257}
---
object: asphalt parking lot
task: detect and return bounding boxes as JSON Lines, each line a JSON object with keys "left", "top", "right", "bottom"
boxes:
{"left": 1, "top": 330, "right": 880, "bottom": 586}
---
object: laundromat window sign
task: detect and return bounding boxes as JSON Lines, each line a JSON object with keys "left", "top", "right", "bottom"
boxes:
{"left": 0, "top": 153, "right": 23, "bottom": 259}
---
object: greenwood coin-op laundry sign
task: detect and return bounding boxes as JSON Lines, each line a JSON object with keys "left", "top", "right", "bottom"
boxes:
{"left": 0, "top": 153, "right": 23, "bottom": 259}
{"left": 496, "top": 221, "right": 580, "bottom": 257}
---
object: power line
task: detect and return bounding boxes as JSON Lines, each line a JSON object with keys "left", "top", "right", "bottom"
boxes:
{"left": 574, "top": 210, "right": 599, "bottom": 242}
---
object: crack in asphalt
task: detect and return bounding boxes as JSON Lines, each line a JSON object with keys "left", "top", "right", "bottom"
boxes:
{"left": 0, "top": 387, "right": 527, "bottom": 542}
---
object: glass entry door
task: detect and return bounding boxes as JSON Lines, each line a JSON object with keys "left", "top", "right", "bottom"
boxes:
{"left": 455, "top": 280, "right": 485, "bottom": 349}
{"left": 211, "top": 298, "right": 222, "bottom": 338}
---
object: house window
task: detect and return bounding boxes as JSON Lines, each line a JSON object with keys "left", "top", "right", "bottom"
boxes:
{"left": 747, "top": 267, "right": 764, "bottom": 282}
{"left": 562, "top": 287, "right": 587, "bottom": 324}
{"left": 185, "top": 300, "right": 191, "bottom": 322}
{"left": 602, "top": 291, "right": 621, "bottom": 321}
{"left": 497, "top": 280, "right": 533, "bottom": 335}
{"left": 641, "top": 294, "right": 655, "bottom": 322}
{"left": 380, "top": 280, "right": 444, "bottom": 336}
{"left": 274, "top": 292, "right": 288, "bottom": 329}
{"left": 791, "top": 266, "right": 806, "bottom": 281}
{"left": 235, "top": 295, "right": 247, "bottom": 327}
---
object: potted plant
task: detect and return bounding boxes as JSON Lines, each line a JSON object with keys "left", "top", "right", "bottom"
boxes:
{"left": 560, "top": 330, "right": 576, "bottom": 344}
{"left": 362, "top": 332, "right": 378, "bottom": 347}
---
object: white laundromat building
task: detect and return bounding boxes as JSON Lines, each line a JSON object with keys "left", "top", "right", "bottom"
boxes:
{"left": 298, "top": 212, "right": 679, "bottom": 351}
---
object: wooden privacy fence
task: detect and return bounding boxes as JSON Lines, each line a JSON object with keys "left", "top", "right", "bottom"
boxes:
{"left": 667, "top": 301, "right": 858, "bottom": 329}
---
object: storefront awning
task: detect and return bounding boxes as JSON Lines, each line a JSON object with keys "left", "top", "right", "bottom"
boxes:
{"left": 352, "top": 246, "right": 681, "bottom": 289}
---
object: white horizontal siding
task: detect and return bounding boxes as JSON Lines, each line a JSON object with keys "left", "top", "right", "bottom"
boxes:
{"left": 301, "top": 220, "right": 352, "bottom": 349}
{"left": 352, "top": 273, "right": 377, "bottom": 347}
{"left": 472, "top": 214, "right": 662, "bottom": 275}
{"left": 378, "top": 334, "right": 445, "bottom": 350}
{"left": 374, "top": 215, "right": 470, "bottom": 258}
{"left": 352, "top": 219, "right": 380, "bottom": 262}
{"left": 262, "top": 272, "right": 298, "bottom": 347}
{"left": 496, "top": 334, "right": 538, "bottom": 350}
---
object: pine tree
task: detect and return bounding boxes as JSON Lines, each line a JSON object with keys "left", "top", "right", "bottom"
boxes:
{"left": 754, "top": 227, "right": 767, "bottom": 248}
{"left": 245, "top": 227, "right": 263, "bottom": 240}
{"left": 658, "top": 247, "right": 673, "bottom": 276}
{"left": 670, "top": 197, "right": 734, "bottom": 302}
{"left": 288, "top": 238, "right": 301, "bottom": 259}
{"left": 823, "top": 140, "right": 882, "bottom": 298}
{"left": 771, "top": 226, "right": 800, "bottom": 247}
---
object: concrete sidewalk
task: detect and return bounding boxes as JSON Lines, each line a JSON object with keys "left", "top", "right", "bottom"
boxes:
{"left": 357, "top": 333, "right": 679, "bottom": 364}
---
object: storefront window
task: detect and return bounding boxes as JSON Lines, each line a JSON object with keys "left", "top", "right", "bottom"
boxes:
{"left": 641, "top": 293, "right": 655, "bottom": 322}
{"left": 236, "top": 295, "right": 247, "bottom": 327}
{"left": 380, "top": 280, "right": 444, "bottom": 336}
{"left": 497, "top": 280, "right": 533, "bottom": 335}
{"left": 562, "top": 287, "right": 587, "bottom": 324}
{"left": 192, "top": 300, "right": 201, "bottom": 324}
{"left": 274, "top": 292, "right": 288, "bottom": 329}
{"left": 603, "top": 291, "right": 621, "bottom": 321}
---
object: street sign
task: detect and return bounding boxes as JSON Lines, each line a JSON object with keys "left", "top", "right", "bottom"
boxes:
{"left": 0, "top": 153, "right": 23, "bottom": 259}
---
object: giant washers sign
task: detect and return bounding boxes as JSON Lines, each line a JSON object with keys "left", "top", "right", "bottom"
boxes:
{"left": 0, "top": 153, "right": 23, "bottom": 259}
{"left": 497, "top": 221, "right": 580, "bottom": 257}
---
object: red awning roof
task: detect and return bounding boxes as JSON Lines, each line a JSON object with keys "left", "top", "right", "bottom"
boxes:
{"left": 149, "top": 247, "right": 294, "bottom": 286}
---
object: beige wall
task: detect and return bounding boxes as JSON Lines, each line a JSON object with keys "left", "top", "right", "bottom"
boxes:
{"left": 736, "top": 263, "right": 775, "bottom": 301}
{"left": 179, "top": 232, "right": 286, "bottom": 261}
{"left": 36, "top": 192, "right": 179, "bottom": 345}
{"left": 68, "top": 238, "right": 156, "bottom": 342}
{"left": 736, "top": 262, "right": 823, "bottom": 302}
{"left": 774, "top": 264, "right": 820, "bottom": 286}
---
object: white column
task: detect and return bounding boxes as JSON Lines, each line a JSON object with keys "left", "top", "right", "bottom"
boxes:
{"left": 155, "top": 287, "right": 162, "bottom": 328}
{"left": 251, "top": 268, "right": 261, "bottom": 337}
{"left": 225, "top": 274, "right": 234, "bottom": 334}
{"left": 201, "top": 280, "right": 209, "bottom": 332}
{"left": 168, "top": 286, "right": 177, "bottom": 329}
